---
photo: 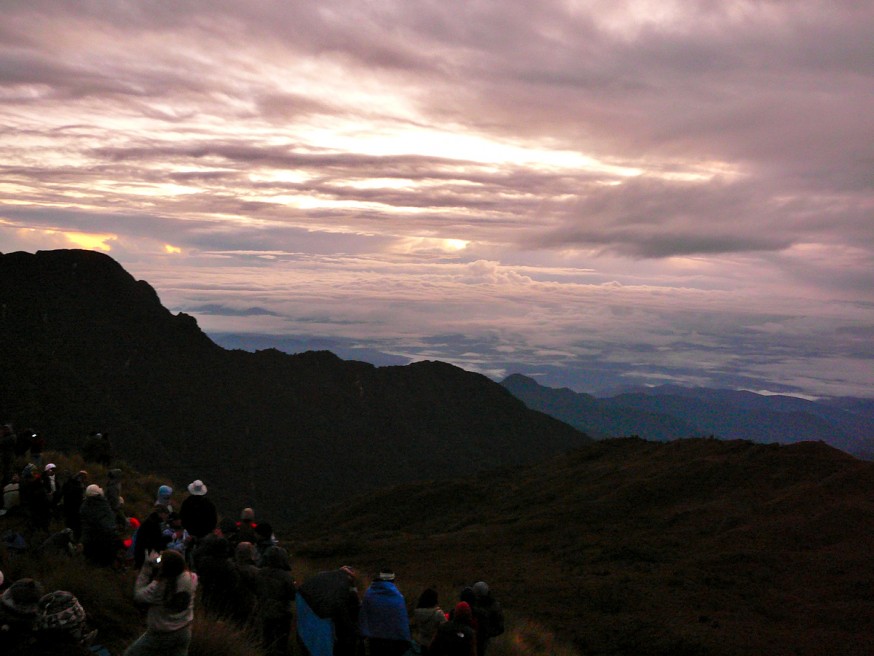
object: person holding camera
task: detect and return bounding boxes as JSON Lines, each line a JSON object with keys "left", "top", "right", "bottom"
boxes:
{"left": 124, "top": 549, "right": 198, "bottom": 656}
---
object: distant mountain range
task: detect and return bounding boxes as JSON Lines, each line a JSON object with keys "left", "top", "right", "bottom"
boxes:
{"left": 0, "top": 249, "right": 588, "bottom": 521}
{"left": 501, "top": 374, "right": 874, "bottom": 459}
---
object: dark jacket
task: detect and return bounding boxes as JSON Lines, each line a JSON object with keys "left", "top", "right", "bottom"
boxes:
{"left": 79, "top": 496, "right": 116, "bottom": 544}
{"left": 179, "top": 494, "right": 218, "bottom": 539}
{"left": 429, "top": 620, "right": 477, "bottom": 656}
{"left": 298, "top": 569, "right": 361, "bottom": 644}
{"left": 256, "top": 547, "right": 296, "bottom": 620}
{"left": 133, "top": 510, "right": 169, "bottom": 568}
{"left": 230, "top": 542, "right": 260, "bottom": 625}
{"left": 191, "top": 534, "right": 237, "bottom": 617}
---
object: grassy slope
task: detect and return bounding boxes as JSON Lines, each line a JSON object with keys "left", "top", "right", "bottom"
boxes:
{"left": 9, "top": 438, "right": 874, "bottom": 655}
{"left": 291, "top": 438, "right": 874, "bottom": 656}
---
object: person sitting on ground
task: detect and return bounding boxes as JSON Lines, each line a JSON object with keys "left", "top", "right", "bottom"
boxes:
{"left": 0, "top": 577, "right": 44, "bottom": 652}
{"left": 30, "top": 589, "right": 95, "bottom": 655}
{"left": 411, "top": 587, "right": 448, "bottom": 653}
{"left": 162, "top": 512, "right": 186, "bottom": 554}
{"left": 125, "top": 549, "right": 197, "bottom": 656}
{"left": 429, "top": 602, "right": 477, "bottom": 656}
{"left": 359, "top": 568, "right": 412, "bottom": 656}
{"left": 256, "top": 546, "right": 296, "bottom": 656}
{"left": 37, "top": 527, "right": 77, "bottom": 557}
{"left": 3, "top": 473, "right": 21, "bottom": 516}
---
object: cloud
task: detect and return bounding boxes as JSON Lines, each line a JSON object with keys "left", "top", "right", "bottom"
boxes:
{"left": 1, "top": 1, "right": 872, "bottom": 398}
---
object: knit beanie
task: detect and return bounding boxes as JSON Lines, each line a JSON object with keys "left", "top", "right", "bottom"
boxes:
{"left": 1, "top": 578, "right": 44, "bottom": 615}
{"left": 36, "top": 590, "right": 86, "bottom": 632}
{"left": 454, "top": 601, "right": 473, "bottom": 625}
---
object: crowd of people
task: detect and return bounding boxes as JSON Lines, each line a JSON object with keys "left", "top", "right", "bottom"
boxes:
{"left": 0, "top": 422, "right": 505, "bottom": 656}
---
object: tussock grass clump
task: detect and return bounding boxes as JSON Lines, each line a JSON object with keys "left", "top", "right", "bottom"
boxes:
{"left": 190, "top": 616, "right": 264, "bottom": 656}
{"left": 490, "top": 617, "right": 579, "bottom": 656}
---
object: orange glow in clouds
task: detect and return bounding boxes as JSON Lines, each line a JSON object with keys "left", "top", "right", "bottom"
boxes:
{"left": 65, "top": 232, "right": 115, "bottom": 252}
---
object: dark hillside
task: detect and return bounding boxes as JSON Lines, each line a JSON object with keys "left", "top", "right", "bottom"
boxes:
{"left": 0, "top": 249, "right": 588, "bottom": 521}
{"left": 293, "top": 438, "right": 874, "bottom": 656}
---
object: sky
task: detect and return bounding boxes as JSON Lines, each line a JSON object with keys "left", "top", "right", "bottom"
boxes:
{"left": 1, "top": 1, "right": 872, "bottom": 399}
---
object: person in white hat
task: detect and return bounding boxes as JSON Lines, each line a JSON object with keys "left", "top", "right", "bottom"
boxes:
{"left": 179, "top": 480, "right": 217, "bottom": 548}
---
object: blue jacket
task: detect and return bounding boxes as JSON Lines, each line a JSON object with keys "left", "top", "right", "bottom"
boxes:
{"left": 359, "top": 580, "right": 411, "bottom": 642}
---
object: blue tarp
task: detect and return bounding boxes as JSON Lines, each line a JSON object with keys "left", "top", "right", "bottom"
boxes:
{"left": 296, "top": 593, "right": 334, "bottom": 656}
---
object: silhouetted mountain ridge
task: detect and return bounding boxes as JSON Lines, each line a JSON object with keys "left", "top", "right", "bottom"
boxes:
{"left": 0, "top": 249, "right": 588, "bottom": 520}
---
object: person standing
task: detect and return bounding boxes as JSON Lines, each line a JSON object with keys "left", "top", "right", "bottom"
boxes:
{"left": 178, "top": 480, "right": 217, "bottom": 544}
{"left": 359, "top": 568, "right": 412, "bottom": 656}
{"left": 429, "top": 602, "right": 477, "bottom": 656}
{"left": 125, "top": 550, "right": 197, "bottom": 656}
{"left": 134, "top": 503, "right": 171, "bottom": 569}
{"left": 470, "top": 582, "right": 503, "bottom": 656}
{"left": 62, "top": 471, "right": 88, "bottom": 540}
{"left": 79, "top": 484, "right": 118, "bottom": 566}
{"left": 411, "top": 587, "right": 447, "bottom": 653}
{"left": 256, "top": 546, "right": 296, "bottom": 655}
{"left": 42, "top": 463, "right": 62, "bottom": 517}
{"left": 229, "top": 541, "right": 260, "bottom": 627}
{"left": 297, "top": 566, "right": 361, "bottom": 656}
